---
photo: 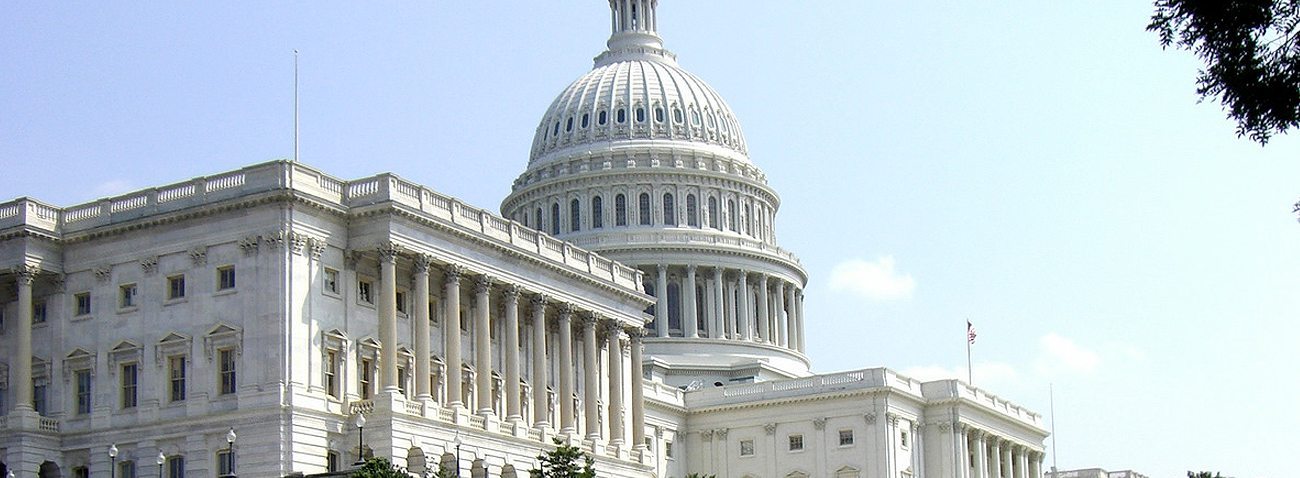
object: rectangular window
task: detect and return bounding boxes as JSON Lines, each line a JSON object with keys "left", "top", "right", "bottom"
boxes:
{"left": 324, "top": 268, "right": 339, "bottom": 294}
{"left": 324, "top": 350, "right": 339, "bottom": 398}
{"left": 358, "top": 280, "right": 373, "bottom": 304}
{"left": 218, "top": 349, "right": 237, "bottom": 395}
{"left": 121, "top": 363, "right": 138, "bottom": 408}
{"left": 33, "top": 383, "right": 47, "bottom": 416}
{"left": 73, "top": 467, "right": 90, "bottom": 478}
{"left": 217, "top": 266, "right": 236, "bottom": 290}
{"left": 120, "top": 283, "right": 138, "bottom": 308}
{"left": 169, "top": 356, "right": 187, "bottom": 402}
{"left": 901, "top": 429, "right": 909, "bottom": 448}
{"left": 32, "top": 301, "right": 46, "bottom": 323}
{"left": 167, "top": 455, "right": 185, "bottom": 478}
{"left": 118, "top": 460, "right": 137, "bottom": 478}
{"left": 76, "top": 370, "right": 93, "bottom": 414}
{"left": 359, "top": 358, "right": 374, "bottom": 399}
{"left": 168, "top": 274, "right": 186, "bottom": 299}
{"left": 396, "top": 291, "right": 407, "bottom": 314}
{"left": 665, "top": 440, "right": 674, "bottom": 459}
{"left": 75, "top": 292, "right": 92, "bottom": 316}
{"left": 217, "top": 450, "right": 235, "bottom": 476}
{"left": 789, "top": 434, "right": 804, "bottom": 451}
{"left": 326, "top": 451, "right": 340, "bottom": 472}
{"left": 839, "top": 429, "right": 855, "bottom": 446}
{"left": 739, "top": 439, "right": 755, "bottom": 457}
{"left": 397, "top": 366, "right": 408, "bottom": 397}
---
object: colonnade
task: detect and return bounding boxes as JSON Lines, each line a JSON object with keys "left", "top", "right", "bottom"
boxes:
{"left": 961, "top": 427, "right": 1043, "bottom": 478}
{"left": 379, "top": 247, "right": 646, "bottom": 446}
{"left": 645, "top": 264, "right": 804, "bottom": 352}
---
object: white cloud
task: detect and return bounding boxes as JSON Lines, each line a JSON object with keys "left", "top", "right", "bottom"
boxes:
{"left": 1033, "top": 332, "right": 1102, "bottom": 377}
{"left": 92, "top": 179, "right": 133, "bottom": 198}
{"left": 828, "top": 256, "right": 915, "bottom": 301}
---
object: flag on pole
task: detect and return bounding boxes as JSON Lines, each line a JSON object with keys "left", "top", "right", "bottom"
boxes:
{"left": 967, "top": 321, "right": 977, "bottom": 344}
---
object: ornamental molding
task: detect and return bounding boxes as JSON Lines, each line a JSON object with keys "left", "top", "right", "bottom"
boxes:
{"left": 763, "top": 423, "right": 777, "bottom": 435}
{"left": 154, "top": 332, "right": 193, "bottom": 365}
{"left": 308, "top": 237, "right": 328, "bottom": 259}
{"left": 62, "top": 348, "right": 97, "bottom": 380}
{"left": 139, "top": 256, "right": 159, "bottom": 275}
{"left": 203, "top": 323, "right": 243, "bottom": 361}
{"left": 189, "top": 246, "right": 208, "bottom": 266}
{"left": 812, "top": 417, "right": 827, "bottom": 430}
{"left": 864, "top": 412, "right": 877, "bottom": 425}
{"left": 238, "top": 235, "right": 260, "bottom": 255}
{"left": 94, "top": 265, "right": 112, "bottom": 282}
{"left": 108, "top": 340, "right": 144, "bottom": 373}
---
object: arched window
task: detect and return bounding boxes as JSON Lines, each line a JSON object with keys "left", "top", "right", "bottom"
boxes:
{"left": 569, "top": 199, "right": 581, "bottom": 232}
{"left": 744, "top": 204, "right": 752, "bottom": 236}
{"left": 535, "top": 208, "right": 543, "bottom": 232}
{"left": 581, "top": 113, "right": 590, "bottom": 128}
{"left": 691, "top": 110, "right": 701, "bottom": 126}
{"left": 598, "top": 110, "right": 608, "bottom": 125}
{"left": 635, "top": 107, "right": 646, "bottom": 123}
{"left": 655, "top": 106, "right": 665, "bottom": 122}
{"left": 591, "top": 196, "right": 604, "bottom": 229}
{"left": 663, "top": 193, "right": 677, "bottom": 226}
{"left": 686, "top": 194, "right": 698, "bottom": 227}
{"left": 707, "top": 112, "right": 717, "bottom": 128}
{"left": 708, "top": 196, "right": 719, "bottom": 229}
{"left": 638, "top": 193, "right": 652, "bottom": 225}
{"left": 521, "top": 211, "right": 528, "bottom": 228}
{"left": 666, "top": 282, "right": 682, "bottom": 333}
{"left": 616, "top": 108, "right": 627, "bottom": 124}
{"left": 553, "top": 121, "right": 560, "bottom": 136}
{"left": 550, "top": 203, "right": 561, "bottom": 235}
{"left": 615, "top": 194, "right": 628, "bottom": 226}
{"left": 727, "top": 200, "right": 737, "bottom": 232}
{"left": 673, "top": 108, "right": 684, "bottom": 123}
{"left": 565, "top": 117, "right": 573, "bottom": 132}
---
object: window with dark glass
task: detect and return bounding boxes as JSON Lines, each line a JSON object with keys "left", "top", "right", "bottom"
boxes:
{"left": 76, "top": 292, "right": 91, "bottom": 316}
{"left": 581, "top": 113, "right": 590, "bottom": 128}
{"left": 360, "top": 358, "right": 374, "bottom": 399}
{"left": 551, "top": 203, "right": 561, "bottom": 235}
{"left": 32, "top": 301, "right": 46, "bottom": 323}
{"left": 168, "top": 274, "right": 186, "bottom": 300}
{"left": 76, "top": 370, "right": 92, "bottom": 414}
{"left": 638, "top": 193, "right": 652, "bottom": 225}
{"left": 744, "top": 204, "right": 753, "bottom": 236}
{"left": 121, "top": 363, "right": 138, "bottom": 408}
{"left": 667, "top": 283, "right": 682, "bottom": 332}
{"left": 167, "top": 456, "right": 185, "bottom": 478}
{"left": 217, "top": 266, "right": 236, "bottom": 290}
{"left": 598, "top": 110, "right": 608, "bottom": 125}
{"left": 570, "top": 199, "right": 581, "bottom": 232}
{"left": 565, "top": 117, "right": 573, "bottom": 132}
{"left": 708, "top": 196, "right": 719, "bottom": 229}
{"left": 635, "top": 107, "right": 645, "bottom": 122}
{"left": 535, "top": 208, "right": 543, "bottom": 231}
{"left": 615, "top": 194, "right": 627, "bottom": 226}
{"left": 617, "top": 108, "right": 627, "bottom": 124}
{"left": 728, "top": 200, "right": 738, "bottom": 231}
{"left": 169, "top": 356, "right": 186, "bottom": 402}
{"left": 686, "top": 194, "right": 698, "bottom": 227}
{"left": 663, "top": 193, "right": 676, "bottom": 226}
{"left": 591, "top": 196, "right": 604, "bottom": 229}
{"left": 655, "top": 107, "right": 665, "bottom": 122}
{"left": 218, "top": 348, "right": 237, "bottom": 395}
{"left": 673, "top": 108, "right": 683, "bottom": 123}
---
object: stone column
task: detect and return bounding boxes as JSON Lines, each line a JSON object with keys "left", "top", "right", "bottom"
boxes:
{"left": 629, "top": 329, "right": 646, "bottom": 449}
{"left": 413, "top": 256, "right": 433, "bottom": 401}
{"left": 1016, "top": 446, "right": 1029, "bottom": 478}
{"left": 989, "top": 437, "right": 1001, "bottom": 478}
{"left": 774, "top": 280, "right": 787, "bottom": 347}
{"left": 1001, "top": 441, "right": 1013, "bottom": 478}
{"left": 654, "top": 265, "right": 668, "bottom": 337}
{"left": 444, "top": 265, "right": 464, "bottom": 408}
{"left": 607, "top": 324, "right": 625, "bottom": 445}
{"left": 683, "top": 265, "right": 698, "bottom": 338}
{"left": 530, "top": 295, "right": 550, "bottom": 428}
{"left": 474, "top": 276, "right": 494, "bottom": 415}
{"left": 784, "top": 285, "right": 797, "bottom": 350}
{"left": 557, "top": 304, "right": 576, "bottom": 434}
{"left": 582, "top": 314, "right": 601, "bottom": 439}
{"left": 712, "top": 267, "right": 725, "bottom": 339}
{"left": 796, "top": 290, "right": 806, "bottom": 352}
{"left": 755, "top": 273, "right": 770, "bottom": 343}
{"left": 737, "top": 271, "right": 751, "bottom": 340}
{"left": 503, "top": 285, "right": 522, "bottom": 421}
{"left": 12, "top": 265, "right": 37, "bottom": 412}
{"left": 972, "top": 430, "right": 987, "bottom": 478}
{"left": 1028, "top": 452, "right": 1041, "bottom": 478}
{"left": 378, "top": 245, "right": 401, "bottom": 394}
{"left": 724, "top": 274, "right": 737, "bottom": 339}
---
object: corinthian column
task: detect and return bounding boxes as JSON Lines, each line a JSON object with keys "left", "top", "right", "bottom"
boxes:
{"left": 607, "top": 324, "right": 625, "bottom": 445}
{"left": 474, "top": 275, "right": 494, "bottom": 416}
{"left": 502, "top": 284, "right": 522, "bottom": 422}
{"left": 444, "top": 265, "right": 464, "bottom": 408}
{"left": 654, "top": 264, "right": 668, "bottom": 337}
{"left": 755, "top": 273, "right": 770, "bottom": 343}
{"left": 785, "top": 284, "right": 797, "bottom": 351}
{"left": 737, "top": 271, "right": 751, "bottom": 340}
{"left": 684, "top": 265, "right": 698, "bottom": 338}
{"left": 377, "top": 244, "right": 401, "bottom": 394}
{"left": 972, "top": 430, "right": 988, "bottom": 478}
{"left": 774, "top": 280, "right": 787, "bottom": 347}
{"left": 629, "top": 328, "right": 646, "bottom": 449}
{"left": 712, "top": 267, "right": 725, "bottom": 339}
{"left": 530, "top": 295, "right": 550, "bottom": 428}
{"left": 582, "top": 314, "right": 601, "bottom": 439}
{"left": 413, "top": 255, "right": 432, "bottom": 401}
{"left": 12, "top": 264, "right": 38, "bottom": 412}
{"left": 796, "top": 290, "right": 806, "bottom": 352}
{"left": 557, "top": 304, "right": 576, "bottom": 434}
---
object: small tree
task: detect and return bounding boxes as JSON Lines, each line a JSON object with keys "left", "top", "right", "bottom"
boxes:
{"left": 529, "top": 439, "right": 596, "bottom": 478}
{"left": 351, "top": 457, "right": 408, "bottom": 478}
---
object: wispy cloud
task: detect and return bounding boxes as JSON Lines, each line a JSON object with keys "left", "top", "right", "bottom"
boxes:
{"left": 1034, "top": 332, "right": 1102, "bottom": 377}
{"left": 828, "top": 256, "right": 915, "bottom": 301}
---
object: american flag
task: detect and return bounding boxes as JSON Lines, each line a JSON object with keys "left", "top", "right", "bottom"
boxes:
{"left": 967, "top": 321, "right": 977, "bottom": 345}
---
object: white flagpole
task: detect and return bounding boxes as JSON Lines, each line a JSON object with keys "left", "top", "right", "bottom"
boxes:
{"left": 1050, "top": 383, "right": 1059, "bottom": 477}
{"left": 966, "top": 319, "right": 973, "bottom": 384}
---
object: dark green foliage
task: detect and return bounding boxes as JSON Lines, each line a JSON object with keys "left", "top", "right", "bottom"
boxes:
{"left": 1187, "top": 472, "right": 1225, "bottom": 478}
{"left": 1149, "top": 0, "right": 1300, "bottom": 144}
{"left": 350, "top": 457, "right": 408, "bottom": 478}
{"left": 528, "top": 439, "right": 596, "bottom": 478}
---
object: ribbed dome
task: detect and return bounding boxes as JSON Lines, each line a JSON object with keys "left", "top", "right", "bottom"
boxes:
{"left": 527, "top": 57, "right": 750, "bottom": 166}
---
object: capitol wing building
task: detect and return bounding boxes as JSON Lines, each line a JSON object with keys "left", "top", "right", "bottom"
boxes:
{"left": 0, "top": 2, "right": 1048, "bottom": 477}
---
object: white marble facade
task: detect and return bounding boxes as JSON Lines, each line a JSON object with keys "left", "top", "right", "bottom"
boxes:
{"left": 1, "top": 2, "right": 1048, "bottom": 477}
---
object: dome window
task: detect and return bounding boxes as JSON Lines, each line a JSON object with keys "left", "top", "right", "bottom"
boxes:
{"left": 691, "top": 111, "right": 701, "bottom": 126}
{"left": 553, "top": 121, "right": 561, "bottom": 136}
{"left": 638, "top": 193, "right": 652, "bottom": 225}
{"left": 673, "top": 108, "right": 684, "bottom": 123}
{"left": 598, "top": 110, "right": 608, "bottom": 126}
{"left": 615, "top": 194, "right": 627, "bottom": 226}
{"left": 635, "top": 107, "right": 646, "bottom": 123}
{"left": 566, "top": 117, "right": 574, "bottom": 132}
{"left": 581, "top": 113, "right": 590, "bottom": 129}
{"left": 708, "top": 196, "right": 719, "bottom": 229}
{"left": 550, "top": 203, "right": 561, "bottom": 235}
{"left": 569, "top": 199, "right": 581, "bottom": 232}
{"left": 663, "top": 193, "right": 677, "bottom": 226}
{"left": 616, "top": 108, "right": 627, "bottom": 124}
{"left": 686, "top": 194, "right": 699, "bottom": 227}
{"left": 592, "top": 196, "right": 604, "bottom": 229}
{"left": 707, "top": 113, "right": 716, "bottom": 129}
{"left": 655, "top": 107, "right": 665, "bottom": 122}
{"left": 535, "top": 208, "right": 543, "bottom": 232}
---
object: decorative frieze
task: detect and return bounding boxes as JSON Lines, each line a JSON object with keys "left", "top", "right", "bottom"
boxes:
{"left": 189, "top": 246, "right": 208, "bottom": 266}
{"left": 94, "top": 265, "right": 112, "bottom": 282}
{"left": 140, "top": 256, "right": 159, "bottom": 275}
{"left": 864, "top": 412, "right": 877, "bottom": 425}
{"left": 763, "top": 423, "right": 777, "bottom": 435}
{"left": 238, "top": 235, "right": 260, "bottom": 255}
{"left": 813, "top": 417, "right": 827, "bottom": 430}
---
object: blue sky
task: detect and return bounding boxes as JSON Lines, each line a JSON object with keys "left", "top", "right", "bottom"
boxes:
{"left": 4, "top": 2, "right": 1298, "bottom": 477}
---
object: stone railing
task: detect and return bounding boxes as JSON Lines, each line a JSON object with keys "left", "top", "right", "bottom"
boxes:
{"left": 0, "top": 160, "right": 644, "bottom": 293}
{"left": 570, "top": 229, "right": 802, "bottom": 268}
{"left": 349, "top": 399, "right": 375, "bottom": 415}
{"left": 687, "top": 368, "right": 924, "bottom": 409}
{"left": 39, "top": 417, "right": 60, "bottom": 433}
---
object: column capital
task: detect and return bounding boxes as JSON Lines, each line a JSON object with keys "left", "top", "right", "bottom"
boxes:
{"left": 715, "top": 428, "right": 728, "bottom": 439}
{"left": 502, "top": 283, "right": 521, "bottom": 301}
{"left": 376, "top": 242, "right": 403, "bottom": 262}
{"left": 812, "top": 417, "right": 827, "bottom": 430}
{"left": 685, "top": 264, "right": 697, "bottom": 273}
{"left": 763, "top": 423, "right": 777, "bottom": 435}
{"left": 656, "top": 263, "right": 667, "bottom": 273}
{"left": 580, "top": 311, "right": 600, "bottom": 328}
{"left": 412, "top": 254, "right": 433, "bottom": 274}
{"left": 474, "top": 275, "right": 494, "bottom": 294}
{"left": 444, "top": 263, "right": 465, "bottom": 282}
{"left": 13, "top": 263, "right": 40, "bottom": 285}
{"left": 625, "top": 326, "right": 647, "bottom": 341}
{"left": 530, "top": 293, "right": 550, "bottom": 309}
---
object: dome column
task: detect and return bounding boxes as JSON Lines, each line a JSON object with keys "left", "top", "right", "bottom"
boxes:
{"left": 796, "top": 289, "right": 807, "bottom": 352}
{"left": 712, "top": 267, "right": 725, "bottom": 339}
{"left": 737, "top": 271, "right": 751, "bottom": 341}
{"left": 684, "top": 265, "right": 698, "bottom": 338}
{"left": 785, "top": 284, "right": 798, "bottom": 352}
{"left": 775, "top": 280, "right": 787, "bottom": 348}
{"left": 654, "top": 264, "right": 668, "bottom": 337}
{"left": 529, "top": 295, "right": 550, "bottom": 429}
{"left": 756, "top": 273, "right": 770, "bottom": 343}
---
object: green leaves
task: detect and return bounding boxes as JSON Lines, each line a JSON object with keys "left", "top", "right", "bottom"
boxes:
{"left": 528, "top": 439, "right": 597, "bottom": 478}
{"left": 351, "top": 457, "right": 409, "bottom": 478}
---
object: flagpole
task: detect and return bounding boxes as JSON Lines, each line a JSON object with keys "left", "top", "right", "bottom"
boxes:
{"left": 1050, "top": 383, "right": 1059, "bottom": 477}
{"left": 966, "top": 319, "right": 972, "bottom": 384}
{"left": 293, "top": 49, "right": 300, "bottom": 163}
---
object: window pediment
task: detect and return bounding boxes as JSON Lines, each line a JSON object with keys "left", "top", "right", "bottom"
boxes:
{"left": 155, "top": 332, "right": 193, "bottom": 364}
{"left": 63, "top": 348, "right": 96, "bottom": 379}
{"left": 203, "top": 323, "right": 243, "bottom": 361}
{"left": 108, "top": 340, "right": 143, "bottom": 373}
{"left": 357, "top": 337, "right": 381, "bottom": 361}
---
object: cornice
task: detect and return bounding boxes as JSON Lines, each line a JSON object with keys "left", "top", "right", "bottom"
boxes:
{"left": 686, "top": 388, "right": 888, "bottom": 415}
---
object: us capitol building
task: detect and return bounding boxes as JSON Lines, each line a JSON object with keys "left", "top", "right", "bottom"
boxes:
{"left": 0, "top": 2, "right": 1049, "bottom": 477}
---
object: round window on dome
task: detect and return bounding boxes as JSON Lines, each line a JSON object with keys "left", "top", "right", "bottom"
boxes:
{"left": 581, "top": 113, "right": 590, "bottom": 129}
{"left": 617, "top": 108, "right": 627, "bottom": 124}
{"left": 635, "top": 107, "right": 645, "bottom": 123}
{"left": 599, "top": 111, "right": 608, "bottom": 125}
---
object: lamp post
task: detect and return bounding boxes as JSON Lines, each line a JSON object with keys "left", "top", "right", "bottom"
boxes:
{"left": 157, "top": 450, "right": 166, "bottom": 478}
{"left": 224, "top": 427, "right": 237, "bottom": 478}
{"left": 353, "top": 413, "right": 367, "bottom": 466}
{"left": 452, "top": 429, "right": 463, "bottom": 478}
{"left": 109, "top": 443, "right": 119, "bottom": 478}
